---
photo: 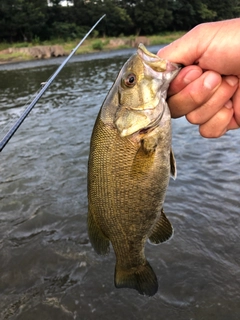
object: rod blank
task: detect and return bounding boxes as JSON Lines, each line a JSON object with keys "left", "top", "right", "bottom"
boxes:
{"left": 0, "top": 14, "right": 106, "bottom": 152}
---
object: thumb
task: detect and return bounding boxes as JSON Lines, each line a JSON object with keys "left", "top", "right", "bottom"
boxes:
{"left": 158, "top": 41, "right": 197, "bottom": 66}
{"left": 157, "top": 27, "right": 202, "bottom": 66}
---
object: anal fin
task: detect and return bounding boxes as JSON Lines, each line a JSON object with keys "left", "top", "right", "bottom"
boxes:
{"left": 87, "top": 209, "right": 110, "bottom": 255}
{"left": 148, "top": 209, "right": 173, "bottom": 244}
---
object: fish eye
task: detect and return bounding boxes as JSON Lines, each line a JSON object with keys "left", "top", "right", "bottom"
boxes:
{"left": 124, "top": 73, "right": 136, "bottom": 87}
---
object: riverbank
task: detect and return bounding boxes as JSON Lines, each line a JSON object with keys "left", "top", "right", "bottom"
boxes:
{"left": 0, "top": 32, "right": 185, "bottom": 64}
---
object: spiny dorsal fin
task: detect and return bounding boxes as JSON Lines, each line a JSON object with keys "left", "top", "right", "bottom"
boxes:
{"left": 114, "top": 260, "right": 158, "bottom": 296}
{"left": 88, "top": 209, "right": 110, "bottom": 255}
{"left": 170, "top": 148, "right": 177, "bottom": 180}
{"left": 148, "top": 209, "right": 173, "bottom": 244}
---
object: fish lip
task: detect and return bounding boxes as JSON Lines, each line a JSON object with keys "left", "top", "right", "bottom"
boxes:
{"left": 166, "top": 61, "right": 181, "bottom": 72}
{"left": 116, "top": 44, "right": 181, "bottom": 139}
{"left": 137, "top": 43, "right": 181, "bottom": 73}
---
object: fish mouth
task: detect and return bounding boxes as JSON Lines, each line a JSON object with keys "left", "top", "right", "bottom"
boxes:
{"left": 137, "top": 43, "right": 181, "bottom": 75}
{"left": 115, "top": 44, "right": 181, "bottom": 138}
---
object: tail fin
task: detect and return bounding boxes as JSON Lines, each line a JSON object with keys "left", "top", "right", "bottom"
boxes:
{"left": 114, "top": 260, "right": 158, "bottom": 296}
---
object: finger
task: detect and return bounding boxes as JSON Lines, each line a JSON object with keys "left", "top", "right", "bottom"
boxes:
{"left": 168, "top": 71, "right": 222, "bottom": 118}
{"left": 168, "top": 65, "right": 203, "bottom": 96}
{"left": 232, "top": 80, "right": 240, "bottom": 126}
{"left": 186, "top": 75, "right": 239, "bottom": 124}
{"left": 158, "top": 20, "right": 240, "bottom": 75}
{"left": 227, "top": 116, "right": 240, "bottom": 131}
{"left": 207, "top": 100, "right": 239, "bottom": 131}
{"left": 199, "top": 107, "right": 234, "bottom": 138}
{"left": 157, "top": 28, "right": 201, "bottom": 65}
{"left": 224, "top": 99, "right": 240, "bottom": 131}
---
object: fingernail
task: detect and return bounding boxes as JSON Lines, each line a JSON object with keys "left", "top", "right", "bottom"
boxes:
{"left": 225, "top": 76, "right": 238, "bottom": 87}
{"left": 184, "top": 69, "right": 202, "bottom": 84}
{"left": 225, "top": 100, "right": 233, "bottom": 109}
{"left": 203, "top": 72, "right": 221, "bottom": 90}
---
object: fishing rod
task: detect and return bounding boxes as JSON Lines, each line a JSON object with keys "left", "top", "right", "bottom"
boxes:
{"left": 0, "top": 14, "right": 106, "bottom": 153}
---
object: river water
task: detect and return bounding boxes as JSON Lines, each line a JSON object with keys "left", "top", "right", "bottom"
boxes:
{"left": 0, "top": 46, "right": 240, "bottom": 320}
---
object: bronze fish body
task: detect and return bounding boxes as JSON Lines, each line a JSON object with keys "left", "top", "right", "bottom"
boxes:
{"left": 88, "top": 44, "right": 180, "bottom": 296}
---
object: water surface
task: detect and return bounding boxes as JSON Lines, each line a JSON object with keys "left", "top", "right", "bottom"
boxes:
{"left": 0, "top": 47, "right": 240, "bottom": 320}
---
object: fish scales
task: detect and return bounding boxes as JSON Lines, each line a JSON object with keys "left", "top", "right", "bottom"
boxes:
{"left": 88, "top": 44, "right": 181, "bottom": 296}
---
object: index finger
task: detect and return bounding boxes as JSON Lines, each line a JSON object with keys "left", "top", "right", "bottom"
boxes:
{"left": 168, "top": 65, "right": 203, "bottom": 96}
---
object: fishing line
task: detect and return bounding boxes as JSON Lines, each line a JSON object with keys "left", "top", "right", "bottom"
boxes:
{"left": 0, "top": 14, "right": 106, "bottom": 152}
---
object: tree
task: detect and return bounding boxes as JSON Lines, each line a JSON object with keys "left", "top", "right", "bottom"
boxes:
{"left": 169, "top": 0, "right": 217, "bottom": 30}
{"left": 73, "top": 0, "right": 133, "bottom": 37}
{"left": 133, "top": 0, "right": 173, "bottom": 35}
{"left": 15, "top": 0, "right": 47, "bottom": 41}
{"left": 103, "top": 0, "right": 134, "bottom": 36}
{"left": 203, "top": 0, "right": 240, "bottom": 20}
{"left": 1, "top": 0, "right": 240, "bottom": 43}
{"left": 0, "top": 0, "right": 47, "bottom": 42}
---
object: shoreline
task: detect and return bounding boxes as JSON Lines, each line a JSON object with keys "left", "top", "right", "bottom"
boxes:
{"left": 0, "top": 33, "right": 185, "bottom": 65}
{"left": 0, "top": 45, "right": 167, "bottom": 71}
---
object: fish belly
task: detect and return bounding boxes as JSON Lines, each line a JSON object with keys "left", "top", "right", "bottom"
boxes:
{"left": 88, "top": 117, "right": 171, "bottom": 296}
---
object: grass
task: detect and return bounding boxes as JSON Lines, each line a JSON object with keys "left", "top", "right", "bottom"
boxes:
{"left": 148, "top": 32, "right": 185, "bottom": 45}
{"left": 0, "top": 32, "right": 185, "bottom": 64}
{"left": 0, "top": 51, "right": 32, "bottom": 62}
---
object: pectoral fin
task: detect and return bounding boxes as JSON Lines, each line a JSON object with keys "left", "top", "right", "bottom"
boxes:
{"left": 141, "top": 136, "right": 158, "bottom": 154}
{"left": 170, "top": 149, "right": 177, "bottom": 179}
{"left": 87, "top": 209, "right": 110, "bottom": 255}
{"left": 148, "top": 209, "right": 173, "bottom": 244}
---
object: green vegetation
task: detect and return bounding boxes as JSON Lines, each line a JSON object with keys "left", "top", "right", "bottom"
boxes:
{"left": 0, "top": 0, "right": 239, "bottom": 63}
{"left": 149, "top": 32, "right": 186, "bottom": 45}
{"left": 92, "top": 40, "right": 103, "bottom": 51}
{"left": 0, "top": 0, "right": 240, "bottom": 43}
{"left": 0, "top": 51, "right": 32, "bottom": 62}
{"left": 0, "top": 33, "right": 186, "bottom": 63}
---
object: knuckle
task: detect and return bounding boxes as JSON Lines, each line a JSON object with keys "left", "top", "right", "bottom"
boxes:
{"left": 186, "top": 112, "right": 201, "bottom": 125}
{"left": 199, "top": 126, "right": 222, "bottom": 138}
{"left": 199, "top": 115, "right": 228, "bottom": 137}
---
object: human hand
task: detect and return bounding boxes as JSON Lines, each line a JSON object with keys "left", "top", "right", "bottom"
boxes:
{"left": 158, "top": 19, "right": 240, "bottom": 138}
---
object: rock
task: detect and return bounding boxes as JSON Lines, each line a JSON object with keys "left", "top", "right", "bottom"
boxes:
{"left": 109, "top": 39, "right": 126, "bottom": 47}
{"left": 131, "top": 36, "right": 150, "bottom": 47}
{"left": 51, "top": 45, "right": 65, "bottom": 57}
{"left": 0, "top": 45, "right": 66, "bottom": 59}
{"left": 108, "top": 36, "right": 150, "bottom": 48}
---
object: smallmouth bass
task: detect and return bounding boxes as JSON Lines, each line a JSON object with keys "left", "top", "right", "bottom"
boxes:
{"left": 88, "top": 44, "right": 181, "bottom": 296}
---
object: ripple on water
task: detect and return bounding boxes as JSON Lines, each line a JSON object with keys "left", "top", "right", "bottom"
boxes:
{"left": 1, "top": 50, "right": 240, "bottom": 320}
